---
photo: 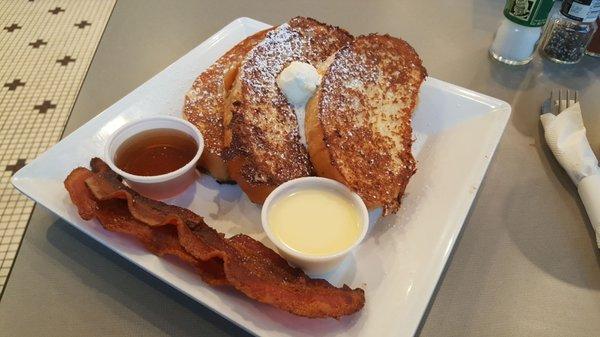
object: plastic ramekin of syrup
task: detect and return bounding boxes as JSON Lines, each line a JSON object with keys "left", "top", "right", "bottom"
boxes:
{"left": 261, "top": 177, "right": 369, "bottom": 275}
{"left": 104, "top": 116, "right": 204, "bottom": 199}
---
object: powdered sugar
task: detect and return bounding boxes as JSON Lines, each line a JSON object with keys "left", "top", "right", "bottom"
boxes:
{"left": 241, "top": 23, "right": 306, "bottom": 104}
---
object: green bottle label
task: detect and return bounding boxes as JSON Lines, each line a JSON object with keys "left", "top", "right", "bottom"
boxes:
{"left": 504, "top": 0, "right": 555, "bottom": 27}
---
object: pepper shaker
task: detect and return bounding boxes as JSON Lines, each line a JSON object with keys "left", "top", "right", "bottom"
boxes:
{"left": 540, "top": 0, "right": 600, "bottom": 64}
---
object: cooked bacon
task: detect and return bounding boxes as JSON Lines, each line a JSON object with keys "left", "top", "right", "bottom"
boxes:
{"left": 64, "top": 158, "right": 365, "bottom": 318}
{"left": 64, "top": 167, "right": 98, "bottom": 220}
{"left": 65, "top": 166, "right": 228, "bottom": 286}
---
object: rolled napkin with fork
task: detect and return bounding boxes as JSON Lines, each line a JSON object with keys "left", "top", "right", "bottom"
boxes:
{"left": 541, "top": 102, "right": 600, "bottom": 248}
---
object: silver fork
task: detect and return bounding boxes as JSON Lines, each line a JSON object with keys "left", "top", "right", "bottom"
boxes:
{"left": 542, "top": 89, "right": 579, "bottom": 115}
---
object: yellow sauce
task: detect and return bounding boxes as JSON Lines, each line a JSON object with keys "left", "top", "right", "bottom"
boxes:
{"left": 268, "top": 189, "right": 362, "bottom": 256}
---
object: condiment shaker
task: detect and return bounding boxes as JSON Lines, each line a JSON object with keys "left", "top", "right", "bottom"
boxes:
{"left": 540, "top": 0, "right": 600, "bottom": 64}
{"left": 490, "top": 0, "right": 555, "bottom": 65}
{"left": 586, "top": 17, "right": 600, "bottom": 56}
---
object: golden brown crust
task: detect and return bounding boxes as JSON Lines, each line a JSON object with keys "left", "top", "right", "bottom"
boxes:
{"left": 307, "top": 34, "right": 427, "bottom": 215}
{"left": 226, "top": 156, "right": 274, "bottom": 203}
{"left": 183, "top": 29, "right": 270, "bottom": 181}
{"left": 224, "top": 17, "right": 353, "bottom": 203}
{"left": 305, "top": 92, "right": 348, "bottom": 185}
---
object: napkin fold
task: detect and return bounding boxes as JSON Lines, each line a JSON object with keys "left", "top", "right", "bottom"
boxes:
{"left": 541, "top": 103, "right": 600, "bottom": 248}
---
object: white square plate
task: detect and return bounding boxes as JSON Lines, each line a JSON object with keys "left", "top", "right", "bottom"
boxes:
{"left": 12, "top": 18, "right": 510, "bottom": 337}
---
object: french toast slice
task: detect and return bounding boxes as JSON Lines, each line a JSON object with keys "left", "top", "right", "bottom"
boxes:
{"left": 223, "top": 17, "right": 352, "bottom": 203}
{"left": 183, "top": 29, "right": 270, "bottom": 181}
{"left": 306, "top": 34, "right": 427, "bottom": 215}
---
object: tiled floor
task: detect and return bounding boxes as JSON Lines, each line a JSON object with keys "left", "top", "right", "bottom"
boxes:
{"left": 0, "top": 0, "right": 116, "bottom": 293}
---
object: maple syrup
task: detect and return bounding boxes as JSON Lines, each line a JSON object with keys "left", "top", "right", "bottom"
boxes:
{"left": 115, "top": 128, "right": 198, "bottom": 176}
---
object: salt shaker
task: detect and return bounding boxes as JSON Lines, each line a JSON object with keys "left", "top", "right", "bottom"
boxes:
{"left": 540, "top": 0, "right": 600, "bottom": 64}
{"left": 490, "top": 0, "right": 555, "bottom": 65}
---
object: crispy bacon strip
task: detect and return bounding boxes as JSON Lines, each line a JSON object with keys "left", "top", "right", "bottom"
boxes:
{"left": 64, "top": 158, "right": 365, "bottom": 318}
{"left": 65, "top": 167, "right": 227, "bottom": 286}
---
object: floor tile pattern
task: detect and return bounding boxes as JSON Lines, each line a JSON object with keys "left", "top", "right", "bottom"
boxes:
{"left": 0, "top": 0, "right": 116, "bottom": 293}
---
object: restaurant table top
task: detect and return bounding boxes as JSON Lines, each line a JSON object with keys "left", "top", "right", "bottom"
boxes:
{"left": 1, "top": 0, "right": 599, "bottom": 336}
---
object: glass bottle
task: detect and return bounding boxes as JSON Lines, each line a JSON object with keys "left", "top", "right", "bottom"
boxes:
{"left": 490, "top": 0, "right": 555, "bottom": 65}
{"left": 540, "top": 0, "right": 600, "bottom": 64}
{"left": 586, "top": 17, "right": 600, "bottom": 56}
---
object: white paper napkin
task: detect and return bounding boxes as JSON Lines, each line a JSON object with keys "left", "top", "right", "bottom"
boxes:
{"left": 541, "top": 103, "right": 600, "bottom": 248}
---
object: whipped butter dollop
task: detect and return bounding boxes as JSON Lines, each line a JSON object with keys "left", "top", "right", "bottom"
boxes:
{"left": 276, "top": 61, "right": 322, "bottom": 145}
{"left": 277, "top": 61, "right": 322, "bottom": 106}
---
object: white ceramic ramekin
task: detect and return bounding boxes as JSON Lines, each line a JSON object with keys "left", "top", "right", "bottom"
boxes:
{"left": 104, "top": 116, "right": 204, "bottom": 199}
{"left": 261, "top": 177, "right": 369, "bottom": 275}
